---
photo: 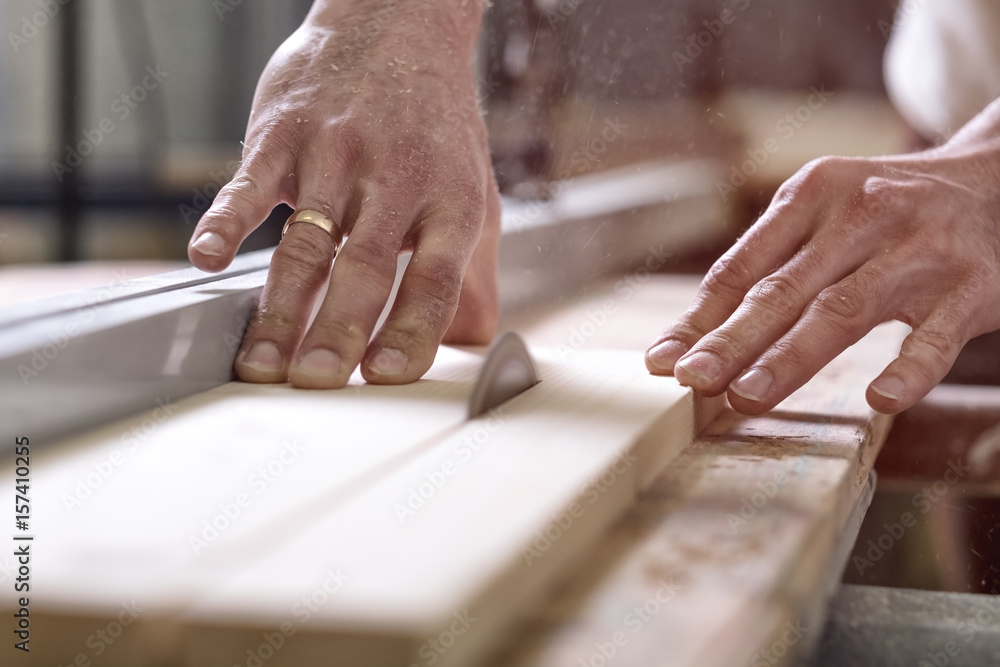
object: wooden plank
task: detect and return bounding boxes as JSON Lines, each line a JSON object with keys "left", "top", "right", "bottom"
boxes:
{"left": 482, "top": 320, "right": 909, "bottom": 667}
{"left": 6, "top": 346, "right": 481, "bottom": 665}
{"left": 2, "top": 270, "right": 910, "bottom": 667}
{"left": 4, "top": 344, "right": 719, "bottom": 667}
{"left": 504, "top": 274, "right": 704, "bottom": 355}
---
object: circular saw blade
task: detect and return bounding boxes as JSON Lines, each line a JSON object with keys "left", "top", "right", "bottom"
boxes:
{"left": 467, "top": 331, "right": 539, "bottom": 419}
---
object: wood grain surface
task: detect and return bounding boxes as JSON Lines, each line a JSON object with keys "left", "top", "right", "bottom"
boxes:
{"left": 4, "top": 339, "right": 719, "bottom": 667}
{"left": 1, "top": 270, "right": 907, "bottom": 667}
{"left": 490, "top": 282, "right": 908, "bottom": 667}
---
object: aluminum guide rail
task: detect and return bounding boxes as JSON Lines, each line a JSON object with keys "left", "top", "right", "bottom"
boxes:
{"left": 0, "top": 158, "right": 725, "bottom": 450}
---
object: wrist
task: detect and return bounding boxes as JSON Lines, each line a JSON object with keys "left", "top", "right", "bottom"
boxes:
{"left": 939, "top": 96, "right": 1000, "bottom": 155}
{"left": 304, "top": 0, "right": 484, "bottom": 57}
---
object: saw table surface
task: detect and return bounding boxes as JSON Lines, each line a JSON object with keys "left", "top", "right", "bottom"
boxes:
{"left": 0, "top": 265, "right": 906, "bottom": 667}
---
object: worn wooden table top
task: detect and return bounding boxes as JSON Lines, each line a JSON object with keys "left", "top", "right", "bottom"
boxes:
{"left": 1, "top": 263, "right": 906, "bottom": 667}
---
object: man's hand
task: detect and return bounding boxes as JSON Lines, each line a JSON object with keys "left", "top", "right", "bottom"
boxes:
{"left": 188, "top": 0, "right": 499, "bottom": 388}
{"left": 646, "top": 97, "right": 1000, "bottom": 415}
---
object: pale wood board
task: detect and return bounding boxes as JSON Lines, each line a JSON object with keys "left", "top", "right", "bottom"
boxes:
{"left": 1, "top": 270, "right": 909, "bottom": 667}
{"left": 4, "top": 342, "right": 719, "bottom": 667}
{"left": 486, "top": 312, "right": 909, "bottom": 667}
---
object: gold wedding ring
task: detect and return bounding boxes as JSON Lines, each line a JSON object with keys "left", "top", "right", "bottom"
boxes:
{"left": 282, "top": 209, "right": 343, "bottom": 252}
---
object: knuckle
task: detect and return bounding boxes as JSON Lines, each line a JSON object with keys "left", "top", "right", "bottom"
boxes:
{"left": 694, "top": 330, "right": 744, "bottom": 365}
{"left": 247, "top": 113, "right": 300, "bottom": 154}
{"left": 317, "top": 118, "right": 366, "bottom": 173}
{"left": 327, "top": 118, "right": 364, "bottom": 153}
{"left": 957, "top": 253, "right": 1000, "bottom": 297}
{"left": 278, "top": 229, "right": 335, "bottom": 274}
{"left": 859, "top": 176, "right": 894, "bottom": 203}
{"left": 251, "top": 300, "right": 301, "bottom": 336}
{"left": 769, "top": 337, "right": 814, "bottom": 374}
{"left": 855, "top": 177, "right": 909, "bottom": 226}
{"left": 778, "top": 156, "right": 845, "bottom": 201}
{"left": 903, "top": 326, "right": 958, "bottom": 373}
{"left": 956, "top": 263, "right": 1000, "bottom": 310}
{"left": 211, "top": 173, "right": 270, "bottom": 216}
{"left": 666, "top": 319, "right": 708, "bottom": 346}
{"left": 428, "top": 181, "right": 487, "bottom": 241}
{"left": 702, "top": 253, "right": 757, "bottom": 301}
{"left": 308, "top": 317, "right": 368, "bottom": 349}
{"left": 931, "top": 300, "right": 975, "bottom": 343}
{"left": 660, "top": 307, "right": 713, "bottom": 346}
{"left": 444, "top": 179, "right": 488, "bottom": 218}
{"left": 420, "top": 250, "right": 466, "bottom": 287}
{"left": 340, "top": 232, "right": 398, "bottom": 275}
{"left": 227, "top": 173, "right": 265, "bottom": 197}
{"left": 811, "top": 283, "right": 869, "bottom": 325}
{"left": 806, "top": 155, "right": 851, "bottom": 178}
{"left": 404, "top": 256, "right": 465, "bottom": 323}
{"left": 745, "top": 273, "right": 805, "bottom": 316}
{"left": 380, "top": 134, "right": 436, "bottom": 190}
{"left": 941, "top": 306, "right": 974, "bottom": 342}
{"left": 382, "top": 311, "right": 442, "bottom": 348}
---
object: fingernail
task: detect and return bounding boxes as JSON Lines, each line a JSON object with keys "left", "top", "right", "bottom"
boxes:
{"left": 675, "top": 351, "right": 723, "bottom": 385}
{"left": 191, "top": 232, "right": 225, "bottom": 257}
{"left": 646, "top": 340, "right": 688, "bottom": 373}
{"left": 294, "top": 348, "right": 342, "bottom": 378}
{"left": 730, "top": 368, "right": 773, "bottom": 402}
{"left": 368, "top": 348, "right": 408, "bottom": 376}
{"left": 871, "top": 376, "right": 905, "bottom": 401}
{"left": 240, "top": 341, "right": 281, "bottom": 373}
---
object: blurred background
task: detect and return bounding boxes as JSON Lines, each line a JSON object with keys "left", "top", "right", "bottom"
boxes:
{"left": 2, "top": 0, "right": 998, "bottom": 596}
{"left": 0, "top": 0, "right": 313, "bottom": 264}
{"left": 0, "top": 0, "right": 904, "bottom": 266}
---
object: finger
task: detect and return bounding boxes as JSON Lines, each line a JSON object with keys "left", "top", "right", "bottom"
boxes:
{"left": 287, "top": 121, "right": 363, "bottom": 232}
{"left": 442, "top": 178, "right": 500, "bottom": 345}
{"left": 723, "top": 265, "right": 893, "bottom": 414}
{"left": 234, "top": 150, "right": 355, "bottom": 383}
{"left": 646, "top": 158, "right": 857, "bottom": 376}
{"left": 645, "top": 196, "right": 814, "bottom": 375}
{"left": 866, "top": 308, "right": 971, "bottom": 414}
{"left": 188, "top": 138, "right": 293, "bottom": 272}
{"left": 672, "top": 238, "right": 867, "bottom": 396}
{"left": 235, "top": 223, "right": 338, "bottom": 383}
{"left": 363, "top": 190, "right": 486, "bottom": 384}
{"left": 288, "top": 199, "right": 406, "bottom": 389}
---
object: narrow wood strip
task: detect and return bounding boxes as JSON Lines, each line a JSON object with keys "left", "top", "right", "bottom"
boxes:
{"left": 179, "top": 350, "right": 720, "bottom": 667}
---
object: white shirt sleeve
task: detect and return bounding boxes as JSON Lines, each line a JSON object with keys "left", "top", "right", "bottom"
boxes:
{"left": 884, "top": 0, "right": 1000, "bottom": 141}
